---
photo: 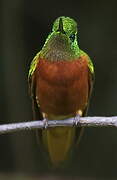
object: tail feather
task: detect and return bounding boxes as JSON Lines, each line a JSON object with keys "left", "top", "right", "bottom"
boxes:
{"left": 42, "top": 127, "right": 75, "bottom": 166}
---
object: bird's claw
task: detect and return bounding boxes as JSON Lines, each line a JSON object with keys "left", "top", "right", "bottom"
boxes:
{"left": 43, "top": 118, "right": 48, "bottom": 129}
{"left": 73, "top": 115, "right": 80, "bottom": 126}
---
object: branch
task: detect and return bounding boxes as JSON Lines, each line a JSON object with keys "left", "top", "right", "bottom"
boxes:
{"left": 0, "top": 116, "right": 117, "bottom": 135}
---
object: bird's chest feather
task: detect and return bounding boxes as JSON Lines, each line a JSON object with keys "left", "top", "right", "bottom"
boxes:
{"left": 35, "top": 57, "right": 89, "bottom": 115}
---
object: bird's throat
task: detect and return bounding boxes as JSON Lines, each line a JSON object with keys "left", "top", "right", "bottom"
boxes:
{"left": 40, "top": 33, "right": 79, "bottom": 61}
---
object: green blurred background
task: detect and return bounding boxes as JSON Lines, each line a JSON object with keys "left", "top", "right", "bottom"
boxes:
{"left": 1, "top": 0, "right": 117, "bottom": 179}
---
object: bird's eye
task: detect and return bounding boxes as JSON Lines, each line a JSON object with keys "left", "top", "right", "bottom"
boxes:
{"left": 69, "top": 34, "right": 75, "bottom": 42}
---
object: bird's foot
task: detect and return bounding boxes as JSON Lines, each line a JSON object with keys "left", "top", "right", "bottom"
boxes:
{"left": 73, "top": 109, "right": 83, "bottom": 126}
{"left": 43, "top": 118, "right": 48, "bottom": 129}
{"left": 73, "top": 115, "right": 81, "bottom": 126}
{"left": 42, "top": 113, "right": 48, "bottom": 129}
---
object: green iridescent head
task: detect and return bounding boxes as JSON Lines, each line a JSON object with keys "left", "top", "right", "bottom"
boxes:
{"left": 40, "top": 16, "right": 80, "bottom": 61}
{"left": 53, "top": 16, "right": 77, "bottom": 37}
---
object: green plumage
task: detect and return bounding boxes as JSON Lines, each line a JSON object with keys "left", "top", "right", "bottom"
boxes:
{"left": 28, "top": 16, "right": 94, "bottom": 166}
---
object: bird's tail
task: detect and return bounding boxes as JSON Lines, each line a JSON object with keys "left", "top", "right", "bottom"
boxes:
{"left": 42, "top": 127, "right": 75, "bottom": 166}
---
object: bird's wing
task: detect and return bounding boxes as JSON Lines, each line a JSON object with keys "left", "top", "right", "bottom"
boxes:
{"left": 75, "top": 50, "right": 94, "bottom": 145}
{"left": 28, "top": 52, "right": 43, "bottom": 120}
{"left": 28, "top": 52, "right": 40, "bottom": 96}
{"left": 80, "top": 50, "right": 95, "bottom": 113}
{"left": 86, "top": 52, "right": 95, "bottom": 114}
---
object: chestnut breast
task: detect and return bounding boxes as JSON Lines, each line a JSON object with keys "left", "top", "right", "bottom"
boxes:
{"left": 35, "top": 57, "right": 89, "bottom": 116}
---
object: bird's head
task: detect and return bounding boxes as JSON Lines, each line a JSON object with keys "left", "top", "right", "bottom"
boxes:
{"left": 40, "top": 16, "right": 80, "bottom": 61}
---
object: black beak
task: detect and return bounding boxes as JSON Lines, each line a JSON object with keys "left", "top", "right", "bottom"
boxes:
{"left": 57, "top": 18, "right": 65, "bottom": 34}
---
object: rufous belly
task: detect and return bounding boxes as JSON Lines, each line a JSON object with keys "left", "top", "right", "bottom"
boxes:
{"left": 35, "top": 57, "right": 89, "bottom": 116}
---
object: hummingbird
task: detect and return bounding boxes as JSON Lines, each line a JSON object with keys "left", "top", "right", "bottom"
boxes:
{"left": 28, "top": 16, "right": 94, "bottom": 166}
